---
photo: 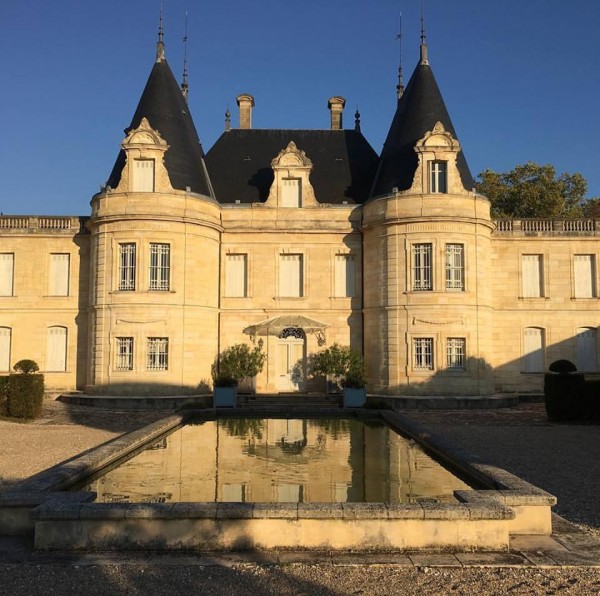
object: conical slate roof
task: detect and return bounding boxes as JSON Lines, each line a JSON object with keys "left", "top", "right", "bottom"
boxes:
{"left": 107, "top": 48, "right": 213, "bottom": 197}
{"left": 370, "top": 52, "right": 474, "bottom": 198}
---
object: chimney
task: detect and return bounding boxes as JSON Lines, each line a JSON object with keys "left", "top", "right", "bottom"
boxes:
{"left": 328, "top": 96, "right": 346, "bottom": 130}
{"left": 236, "top": 94, "right": 255, "bottom": 129}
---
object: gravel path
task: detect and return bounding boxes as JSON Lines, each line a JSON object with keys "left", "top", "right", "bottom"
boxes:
{"left": 2, "top": 399, "right": 600, "bottom": 594}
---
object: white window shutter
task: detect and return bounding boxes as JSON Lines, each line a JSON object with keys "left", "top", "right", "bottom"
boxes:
{"left": 133, "top": 159, "right": 155, "bottom": 192}
{"left": 0, "top": 328, "right": 11, "bottom": 371}
{"left": 574, "top": 255, "right": 594, "bottom": 298}
{"left": 226, "top": 254, "right": 247, "bottom": 297}
{"left": 522, "top": 255, "right": 542, "bottom": 297}
{"left": 46, "top": 327, "right": 67, "bottom": 371}
{"left": 279, "top": 254, "right": 302, "bottom": 297}
{"left": 523, "top": 328, "right": 543, "bottom": 372}
{"left": 281, "top": 179, "right": 301, "bottom": 207}
{"left": 335, "top": 255, "right": 356, "bottom": 297}
{"left": 0, "top": 254, "right": 14, "bottom": 296}
{"left": 576, "top": 328, "right": 597, "bottom": 372}
{"left": 49, "top": 254, "right": 70, "bottom": 296}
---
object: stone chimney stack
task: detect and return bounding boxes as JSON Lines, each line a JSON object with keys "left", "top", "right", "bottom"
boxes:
{"left": 328, "top": 96, "right": 346, "bottom": 130}
{"left": 236, "top": 94, "right": 255, "bottom": 129}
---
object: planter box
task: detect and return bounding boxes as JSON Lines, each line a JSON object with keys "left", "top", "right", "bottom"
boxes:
{"left": 343, "top": 387, "right": 366, "bottom": 408}
{"left": 214, "top": 387, "right": 237, "bottom": 408}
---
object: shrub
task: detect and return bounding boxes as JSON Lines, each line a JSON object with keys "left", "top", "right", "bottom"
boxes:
{"left": 212, "top": 344, "right": 266, "bottom": 387}
{"left": 0, "top": 376, "right": 9, "bottom": 416}
{"left": 310, "top": 343, "right": 367, "bottom": 390}
{"left": 7, "top": 373, "right": 44, "bottom": 419}
{"left": 13, "top": 359, "right": 40, "bottom": 374}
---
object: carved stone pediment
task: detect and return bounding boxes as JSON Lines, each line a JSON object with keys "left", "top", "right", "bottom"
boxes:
{"left": 271, "top": 141, "right": 313, "bottom": 169}
{"left": 122, "top": 117, "right": 169, "bottom": 149}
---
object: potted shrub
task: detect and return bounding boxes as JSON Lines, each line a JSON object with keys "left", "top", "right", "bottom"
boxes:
{"left": 310, "top": 344, "right": 367, "bottom": 406}
{"left": 212, "top": 344, "right": 265, "bottom": 407}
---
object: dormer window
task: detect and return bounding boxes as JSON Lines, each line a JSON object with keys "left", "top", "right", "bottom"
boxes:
{"left": 133, "top": 159, "right": 155, "bottom": 192}
{"left": 429, "top": 160, "right": 447, "bottom": 193}
{"left": 281, "top": 178, "right": 301, "bottom": 207}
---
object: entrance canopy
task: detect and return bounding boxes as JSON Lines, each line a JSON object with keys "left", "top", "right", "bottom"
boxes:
{"left": 243, "top": 315, "right": 329, "bottom": 337}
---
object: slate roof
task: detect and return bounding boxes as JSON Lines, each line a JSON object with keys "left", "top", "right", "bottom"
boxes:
{"left": 370, "top": 56, "right": 474, "bottom": 198}
{"left": 205, "top": 129, "right": 379, "bottom": 204}
{"left": 107, "top": 55, "right": 213, "bottom": 197}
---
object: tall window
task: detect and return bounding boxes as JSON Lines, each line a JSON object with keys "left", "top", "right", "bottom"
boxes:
{"left": 133, "top": 159, "right": 155, "bottom": 192}
{"left": 225, "top": 254, "right": 248, "bottom": 297}
{"left": 446, "top": 338, "right": 466, "bottom": 370}
{"left": 334, "top": 254, "right": 356, "bottom": 297}
{"left": 523, "top": 327, "right": 544, "bottom": 372}
{"left": 149, "top": 243, "right": 170, "bottom": 291}
{"left": 116, "top": 337, "right": 134, "bottom": 371}
{"left": 0, "top": 253, "right": 14, "bottom": 296}
{"left": 147, "top": 337, "right": 168, "bottom": 370}
{"left": 281, "top": 178, "right": 301, "bottom": 207}
{"left": 414, "top": 338, "right": 434, "bottom": 370}
{"left": 0, "top": 327, "right": 11, "bottom": 372}
{"left": 429, "top": 161, "right": 447, "bottom": 193}
{"left": 413, "top": 244, "right": 432, "bottom": 291}
{"left": 522, "top": 254, "right": 543, "bottom": 298}
{"left": 46, "top": 326, "right": 67, "bottom": 372}
{"left": 279, "top": 254, "right": 303, "bottom": 297}
{"left": 576, "top": 327, "right": 597, "bottom": 372}
{"left": 445, "top": 244, "right": 464, "bottom": 291}
{"left": 118, "top": 243, "right": 136, "bottom": 291}
{"left": 574, "top": 255, "right": 596, "bottom": 298}
{"left": 49, "top": 254, "right": 70, "bottom": 296}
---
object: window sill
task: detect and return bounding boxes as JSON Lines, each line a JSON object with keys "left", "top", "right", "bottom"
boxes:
{"left": 570, "top": 297, "right": 599, "bottom": 300}
{"left": 42, "top": 295, "right": 71, "bottom": 298}
{"left": 274, "top": 296, "right": 307, "bottom": 300}
{"left": 518, "top": 296, "right": 550, "bottom": 300}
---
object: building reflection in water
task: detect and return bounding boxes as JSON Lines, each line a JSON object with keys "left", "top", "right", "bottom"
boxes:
{"left": 83, "top": 419, "right": 470, "bottom": 504}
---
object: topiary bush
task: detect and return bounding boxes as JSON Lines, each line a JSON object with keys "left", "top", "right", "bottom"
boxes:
{"left": 7, "top": 360, "right": 44, "bottom": 419}
{"left": 0, "top": 376, "right": 9, "bottom": 416}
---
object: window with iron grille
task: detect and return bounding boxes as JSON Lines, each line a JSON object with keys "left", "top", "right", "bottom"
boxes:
{"left": 445, "top": 244, "right": 464, "bottom": 291}
{"left": 413, "top": 244, "right": 432, "bottom": 291}
{"left": 414, "top": 338, "right": 434, "bottom": 370}
{"left": 147, "top": 337, "right": 168, "bottom": 371}
{"left": 446, "top": 338, "right": 466, "bottom": 370}
{"left": 118, "top": 243, "right": 136, "bottom": 291}
{"left": 116, "top": 337, "right": 134, "bottom": 371}
{"left": 149, "top": 243, "right": 170, "bottom": 291}
{"left": 429, "top": 160, "right": 447, "bottom": 193}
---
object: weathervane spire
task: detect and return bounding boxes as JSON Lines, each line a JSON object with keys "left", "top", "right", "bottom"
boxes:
{"left": 420, "top": 0, "right": 429, "bottom": 65}
{"left": 181, "top": 11, "right": 189, "bottom": 101}
{"left": 396, "top": 11, "right": 404, "bottom": 99}
{"left": 156, "top": 1, "right": 166, "bottom": 62}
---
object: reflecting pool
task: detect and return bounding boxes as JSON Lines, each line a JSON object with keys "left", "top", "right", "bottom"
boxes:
{"left": 82, "top": 418, "right": 471, "bottom": 504}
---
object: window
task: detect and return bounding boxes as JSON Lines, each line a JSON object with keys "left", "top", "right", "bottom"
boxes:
{"left": 49, "top": 254, "right": 70, "bottom": 296}
{"left": 46, "top": 326, "right": 67, "bottom": 372}
{"left": 574, "top": 255, "right": 596, "bottom": 298}
{"left": 133, "top": 159, "right": 155, "bottom": 192}
{"left": 429, "top": 160, "right": 447, "bottom": 193}
{"left": 281, "top": 178, "right": 301, "bottom": 207}
{"left": 118, "top": 243, "right": 136, "bottom": 291}
{"left": 279, "top": 254, "right": 303, "bottom": 297}
{"left": 0, "top": 253, "right": 14, "bottom": 296}
{"left": 149, "top": 243, "right": 170, "bottom": 291}
{"left": 414, "top": 338, "right": 434, "bottom": 370}
{"left": 225, "top": 254, "right": 248, "bottom": 297}
{"left": 116, "top": 337, "right": 134, "bottom": 371}
{"left": 0, "top": 327, "right": 11, "bottom": 372}
{"left": 147, "top": 337, "right": 168, "bottom": 370}
{"left": 445, "top": 244, "right": 464, "bottom": 291}
{"left": 576, "top": 327, "right": 597, "bottom": 372}
{"left": 522, "top": 254, "right": 543, "bottom": 298}
{"left": 446, "top": 338, "right": 466, "bottom": 370}
{"left": 334, "top": 254, "right": 356, "bottom": 297}
{"left": 221, "top": 484, "right": 247, "bottom": 502}
{"left": 523, "top": 327, "right": 544, "bottom": 372}
{"left": 413, "top": 244, "right": 432, "bottom": 291}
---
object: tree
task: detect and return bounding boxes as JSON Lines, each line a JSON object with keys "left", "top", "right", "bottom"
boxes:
{"left": 582, "top": 197, "right": 600, "bottom": 218}
{"left": 476, "top": 162, "right": 587, "bottom": 218}
{"left": 211, "top": 344, "right": 266, "bottom": 387}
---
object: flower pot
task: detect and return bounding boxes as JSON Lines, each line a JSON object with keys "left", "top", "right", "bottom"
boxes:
{"left": 214, "top": 386, "right": 237, "bottom": 408}
{"left": 343, "top": 387, "right": 366, "bottom": 408}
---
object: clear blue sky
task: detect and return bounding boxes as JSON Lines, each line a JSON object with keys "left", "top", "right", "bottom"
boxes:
{"left": 0, "top": 0, "right": 598, "bottom": 215}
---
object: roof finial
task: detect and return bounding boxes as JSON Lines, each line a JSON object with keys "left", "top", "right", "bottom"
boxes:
{"left": 396, "top": 11, "right": 404, "bottom": 99}
{"left": 354, "top": 106, "right": 361, "bottom": 132}
{"left": 181, "top": 11, "right": 189, "bottom": 101}
{"left": 225, "top": 106, "right": 231, "bottom": 132}
{"left": 156, "top": 1, "right": 166, "bottom": 63}
{"left": 420, "top": 0, "right": 429, "bottom": 65}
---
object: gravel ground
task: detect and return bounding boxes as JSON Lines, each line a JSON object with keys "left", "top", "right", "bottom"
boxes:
{"left": 2, "top": 400, "right": 600, "bottom": 595}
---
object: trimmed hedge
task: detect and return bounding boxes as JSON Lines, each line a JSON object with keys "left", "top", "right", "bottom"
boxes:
{"left": 0, "top": 376, "right": 8, "bottom": 416}
{"left": 7, "top": 374, "right": 44, "bottom": 419}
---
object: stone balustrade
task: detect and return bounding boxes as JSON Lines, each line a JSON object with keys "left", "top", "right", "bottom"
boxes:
{"left": 494, "top": 218, "right": 599, "bottom": 235}
{"left": 0, "top": 216, "right": 89, "bottom": 233}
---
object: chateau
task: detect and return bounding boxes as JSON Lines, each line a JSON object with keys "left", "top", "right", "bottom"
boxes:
{"left": 0, "top": 29, "right": 598, "bottom": 397}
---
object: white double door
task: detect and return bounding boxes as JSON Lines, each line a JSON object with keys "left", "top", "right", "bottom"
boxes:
{"left": 275, "top": 335, "right": 306, "bottom": 392}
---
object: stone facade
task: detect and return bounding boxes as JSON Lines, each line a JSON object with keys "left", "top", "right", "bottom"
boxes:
{"left": 0, "top": 39, "right": 598, "bottom": 397}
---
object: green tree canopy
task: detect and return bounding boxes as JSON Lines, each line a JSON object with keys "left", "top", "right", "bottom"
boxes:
{"left": 476, "top": 162, "right": 588, "bottom": 218}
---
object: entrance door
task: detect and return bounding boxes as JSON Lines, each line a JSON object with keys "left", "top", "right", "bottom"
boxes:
{"left": 276, "top": 328, "right": 306, "bottom": 391}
